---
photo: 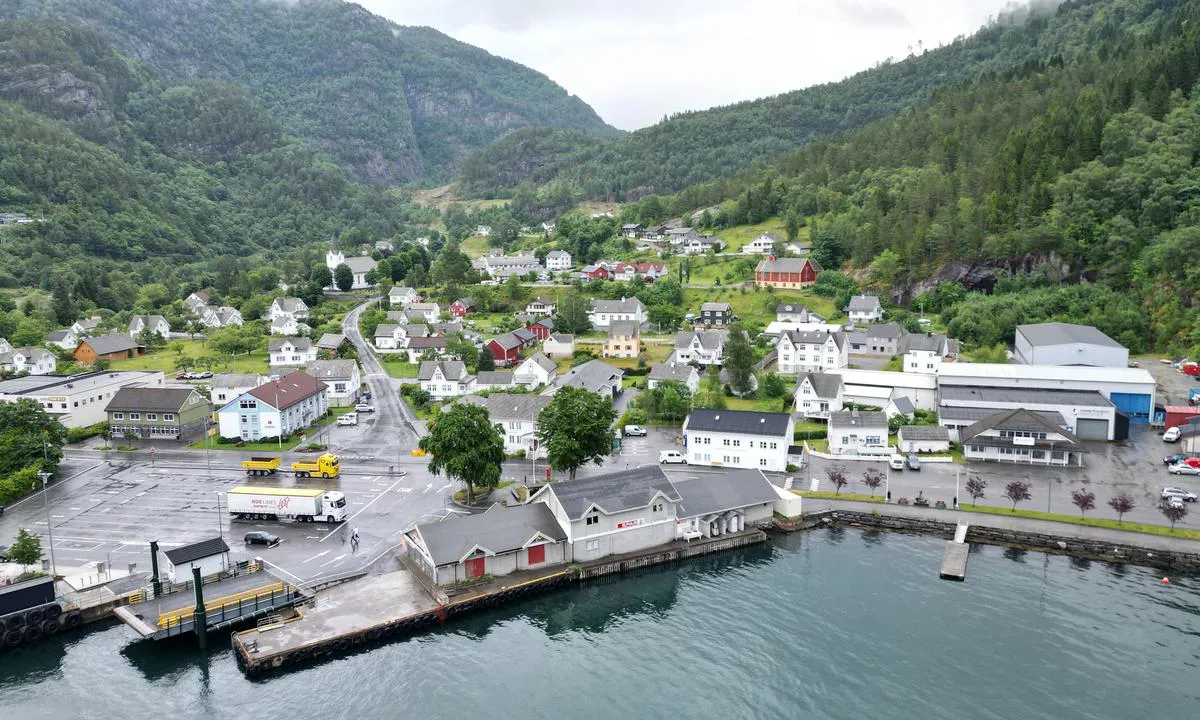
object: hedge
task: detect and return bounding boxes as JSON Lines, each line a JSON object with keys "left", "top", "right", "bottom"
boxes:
{"left": 66, "top": 421, "right": 109, "bottom": 444}
{"left": 794, "top": 430, "right": 827, "bottom": 441}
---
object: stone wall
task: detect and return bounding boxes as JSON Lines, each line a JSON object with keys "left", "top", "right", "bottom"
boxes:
{"left": 819, "top": 510, "right": 1200, "bottom": 572}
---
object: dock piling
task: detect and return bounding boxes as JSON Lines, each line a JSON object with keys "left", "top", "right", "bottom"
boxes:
{"left": 192, "top": 567, "right": 208, "bottom": 649}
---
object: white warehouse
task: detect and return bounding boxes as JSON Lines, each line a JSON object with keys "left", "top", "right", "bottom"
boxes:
{"left": 1014, "top": 323, "right": 1129, "bottom": 368}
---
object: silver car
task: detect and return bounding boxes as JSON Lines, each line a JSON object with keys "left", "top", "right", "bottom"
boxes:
{"left": 1161, "top": 486, "right": 1199, "bottom": 501}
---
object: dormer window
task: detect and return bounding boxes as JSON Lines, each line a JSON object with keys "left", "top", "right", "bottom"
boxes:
{"left": 585, "top": 515, "right": 599, "bottom": 526}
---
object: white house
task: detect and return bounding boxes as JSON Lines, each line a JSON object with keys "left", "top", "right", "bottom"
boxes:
{"left": 681, "top": 236, "right": 723, "bottom": 255}
{"left": 419, "top": 360, "right": 474, "bottom": 400}
{"left": 827, "top": 410, "right": 889, "bottom": 456}
{"left": 210, "top": 373, "right": 267, "bottom": 405}
{"left": 1014, "top": 323, "right": 1129, "bottom": 368}
{"left": 476, "top": 254, "right": 542, "bottom": 279}
{"left": 407, "top": 303, "right": 441, "bottom": 323}
{"left": 776, "top": 304, "right": 824, "bottom": 323}
{"left": 70, "top": 316, "right": 102, "bottom": 337}
{"left": 794, "top": 372, "right": 844, "bottom": 419}
{"left": 270, "top": 317, "right": 309, "bottom": 336}
{"left": 776, "top": 331, "right": 848, "bottom": 374}
{"left": 185, "top": 292, "right": 210, "bottom": 313}
{"left": 199, "top": 305, "right": 243, "bottom": 328}
{"left": 513, "top": 352, "right": 558, "bottom": 389}
{"left": 405, "top": 337, "right": 450, "bottom": 363}
{"left": 306, "top": 359, "right": 362, "bottom": 407}
{"left": 902, "top": 334, "right": 950, "bottom": 374}
{"left": 128, "top": 315, "right": 171, "bottom": 339}
{"left": 326, "top": 248, "right": 377, "bottom": 289}
{"left": 488, "top": 394, "right": 552, "bottom": 457}
{"left": 0, "top": 347, "right": 57, "bottom": 375}
{"left": 742, "top": 231, "right": 784, "bottom": 255}
{"left": 388, "top": 286, "right": 420, "bottom": 307}
{"left": 161, "top": 538, "right": 229, "bottom": 584}
{"left": 268, "top": 337, "right": 317, "bottom": 368}
{"left": 217, "top": 371, "right": 329, "bottom": 441}
{"left": 664, "top": 227, "right": 699, "bottom": 248}
{"left": 960, "top": 408, "right": 1086, "bottom": 466}
{"left": 45, "top": 329, "right": 78, "bottom": 350}
{"left": 474, "top": 370, "right": 515, "bottom": 391}
{"left": 543, "top": 333, "right": 575, "bottom": 359}
{"left": 588, "top": 297, "right": 647, "bottom": 330}
{"left": 270, "top": 296, "right": 309, "bottom": 322}
{"left": 648, "top": 361, "right": 701, "bottom": 393}
{"left": 896, "top": 426, "right": 952, "bottom": 454}
{"left": 551, "top": 359, "right": 623, "bottom": 400}
{"left": 682, "top": 409, "right": 795, "bottom": 471}
{"left": 674, "top": 330, "right": 725, "bottom": 366}
{"left": 525, "top": 297, "right": 557, "bottom": 317}
{"left": 374, "top": 323, "right": 428, "bottom": 350}
{"left": 846, "top": 295, "right": 884, "bottom": 324}
{"left": 545, "top": 250, "right": 572, "bottom": 271}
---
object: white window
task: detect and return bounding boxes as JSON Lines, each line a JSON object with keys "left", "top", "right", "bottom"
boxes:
{"left": 760, "top": 458, "right": 768, "bottom": 466}
{"left": 585, "top": 515, "right": 599, "bottom": 526}
{"left": 586, "top": 540, "right": 599, "bottom": 551}
{"left": 113, "top": 412, "right": 124, "bottom": 420}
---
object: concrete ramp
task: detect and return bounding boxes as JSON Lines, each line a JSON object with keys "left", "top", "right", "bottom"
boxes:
{"left": 954, "top": 523, "right": 969, "bottom": 543}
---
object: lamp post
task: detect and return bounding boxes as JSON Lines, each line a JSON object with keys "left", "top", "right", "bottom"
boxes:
{"left": 36, "top": 470, "right": 57, "bottom": 576}
{"left": 214, "top": 491, "right": 224, "bottom": 551}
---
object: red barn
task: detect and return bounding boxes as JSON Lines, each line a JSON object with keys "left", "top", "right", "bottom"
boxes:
{"left": 449, "top": 297, "right": 476, "bottom": 318}
{"left": 583, "top": 264, "right": 611, "bottom": 281}
{"left": 1164, "top": 406, "right": 1200, "bottom": 430}
{"left": 526, "top": 319, "right": 554, "bottom": 341}
{"left": 754, "top": 256, "right": 822, "bottom": 289}
{"left": 487, "top": 332, "right": 524, "bottom": 366}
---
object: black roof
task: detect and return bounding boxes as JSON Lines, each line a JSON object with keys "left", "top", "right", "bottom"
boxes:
{"left": 685, "top": 408, "right": 792, "bottom": 437}
{"left": 163, "top": 537, "right": 229, "bottom": 565}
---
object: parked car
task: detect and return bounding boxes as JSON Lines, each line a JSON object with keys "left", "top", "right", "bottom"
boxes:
{"left": 659, "top": 450, "right": 687, "bottom": 465}
{"left": 1168, "top": 464, "right": 1200, "bottom": 476}
{"left": 624, "top": 425, "right": 647, "bottom": 437}
{"left": 354, "top": 403, "right": 376, "bottom": 413}
{"left": 906, "top": 454, "right": 921, "bottom": 471}
{"left": 889, "top": 455, "right": 906, "bottom": 471}
{"left": 0, "top": 544, "right": 9, "bottom": 562}
{"left": 1163, "top": 454, "right": 1190, "bottom": 465}
{"left": 1163, "top": 426, "right": 1182, "bottom": 442}
{"left": 337, "top": 413, "right": 358, "bottom": 427}
{"left": 194, "top": 370, "right": 213, "bottom": 379}
{"left": 243, "top": 531, "right": 280, "bottom": 547}
{"left": 1161, "top": 486, "right": 1199, "bottom": 502}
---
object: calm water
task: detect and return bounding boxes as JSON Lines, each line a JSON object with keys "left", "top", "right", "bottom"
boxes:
{"left": 2, "top": 530, "right": 1198, "bottom": 719}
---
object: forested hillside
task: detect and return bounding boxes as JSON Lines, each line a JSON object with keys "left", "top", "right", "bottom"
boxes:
{"left": 618, "top": 0, "right": 1200, "bottom": 353}
{"left": 457, "top": 0, "right": 1175, "bottom": 201}
{"left": 2, "top": 0, "right": 617, "bottom": 184}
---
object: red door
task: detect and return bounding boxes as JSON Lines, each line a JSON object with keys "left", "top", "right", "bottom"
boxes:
{"left": 527, "top": 544, "right": 545, "bottom": 565}
{"left": 466, "top": 556, "right": 485, "bottom": 578}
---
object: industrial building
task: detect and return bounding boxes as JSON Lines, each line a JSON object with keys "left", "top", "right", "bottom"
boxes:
{"left": 0, "top": 370, "right": 167, "bottom": 428}
{"left": 937, "top": 385, "right": 1120, "bottom": 441}
{"left": 829, "top": 368, "right": 938, "bottom": 411}
{"left": 1014, "top": 323, "right": 1129, "bottom": 368}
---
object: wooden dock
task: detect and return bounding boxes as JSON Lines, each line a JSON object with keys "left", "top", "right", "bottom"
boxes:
{"left": 940, "top": 523, "right": 970, "bottom": 581}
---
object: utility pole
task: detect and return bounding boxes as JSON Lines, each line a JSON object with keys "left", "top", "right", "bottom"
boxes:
{"left": 36, "top": 470, "right": 56, "bottom": 577}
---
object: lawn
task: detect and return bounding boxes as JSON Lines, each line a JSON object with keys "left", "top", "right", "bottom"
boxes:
{"left": 383, "top": 360, "right": 420, "bottom": 379}
{"left": 681, "top": 287, "right": 842, "bottom": 330}
{"left": 958, "top": 503, "right": 1200, "bottom": 540}
{"left": 111, "top": 341, "right": 270, "bottom": 375}
{"left": 722, "top": 395, "right": 792, "bottom": 413}
{"left": 187, "top": 414, "right": 337, "bottom": 452}
{"left": 793, "top": 490, "right": 885, "bottom": 504}
{"left": 714, "top": 218, "right": 801, "bottom": 253}
{"left": 461, "top": 234, "right": 491, "bottom": 259}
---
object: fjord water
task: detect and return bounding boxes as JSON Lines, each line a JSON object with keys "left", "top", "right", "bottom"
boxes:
{"left": 2, "top": 530, "right": 1197, "bottom": 719}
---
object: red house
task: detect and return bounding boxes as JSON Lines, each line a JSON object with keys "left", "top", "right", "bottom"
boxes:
{"left": 527, "top": 318, "right": 555, "bottom": 341}
{"left": 450, "top": 297, "right": 476, "bottom": 318}
{"left": 754, "top": 256, "right": 822, "bottom": 289}
{"left": 583, "top": 264, "right": 611, "bottom": 281}
{"left": 487, "top": 332, "right": 524, "bottom": 366}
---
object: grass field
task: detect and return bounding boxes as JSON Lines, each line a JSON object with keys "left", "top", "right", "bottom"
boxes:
{"left": 187, "top": 414, "right": 336, "bottom": 452}
{"left": 958, "top": 504, "right": 1200, "bottom": 540}
{"left": 721, "top": 395, "right": 792, "bottom": 413}
{"left": 383, "top": 360, "right": 420, "bottom": 379}
{"left": 461, "top": 235, "right": 491, "bottom": 259}
{"left": 681, "top": 287, "right": 841, "bottom": 329}
{"left": 794, "top": 490, "right": 885, "bottom": 503}
{"left": 111, "top": 341, "right": 270, "bottom": 375}
{"left": 715, "top": 218, "right": 801, "bottom": 253}
{"left": 572, "top": 337, "right": 675, "bottom": 369}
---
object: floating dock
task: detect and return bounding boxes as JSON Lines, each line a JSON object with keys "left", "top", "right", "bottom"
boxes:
{"left": 940, "top": 523, "right": 970, "bottom": 581}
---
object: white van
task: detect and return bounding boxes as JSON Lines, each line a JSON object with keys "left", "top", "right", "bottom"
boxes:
{"left": 337, "top": 412, "right": 359, "bottom": 427}
{"left": 659, "top": 450, "right": 687, "bottom": 465}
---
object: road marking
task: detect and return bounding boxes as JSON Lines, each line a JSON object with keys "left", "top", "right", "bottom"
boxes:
{"left": 302, "top": 550, "right": 331, "bottom": 564}
{"left": 319, "top": 553, "right": 347, "bottom": 567}
{"left": 316, "top": 474, "right": 409, "bottom": 542}
{"left": 423, "top": 483, "right": 433, "bottom": 493}
{"left": 396, "top": 487, "right": 412, "bottom": 493}
{"left": 438, "top": 483, "right": 452, "bottom": 492}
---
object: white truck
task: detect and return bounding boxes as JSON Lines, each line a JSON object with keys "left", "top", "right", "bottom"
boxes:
{"left": 226, "top": 487, "right": 348, "bottom": 523}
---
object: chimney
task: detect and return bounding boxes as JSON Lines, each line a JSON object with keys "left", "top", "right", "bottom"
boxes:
{"left": 767, "top": 255, "right": 776, "bottom": 262}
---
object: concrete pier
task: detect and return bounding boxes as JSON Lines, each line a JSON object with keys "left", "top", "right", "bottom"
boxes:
{"left": 940, "top": 541, "right": 969, "bottom": 581}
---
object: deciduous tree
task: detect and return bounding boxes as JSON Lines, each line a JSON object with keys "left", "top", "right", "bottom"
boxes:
{"left": 8, "top": 529, "right": 42, "bottom": 570}
{"left": 826, "top": 465, "right": 848, "bottom": 495}
{"left": 1003, "top": 481, "right": 1031, "bottom": 511}
{"left": 537, "top": 386, "right": 616, "bottom": 481}
{"left": 419, "top": 403, "right": 505, "bottom": 504}
{"left": 556, "top": 294, "right": 592, "bottom": 335}
{"left": 1071, "top": 488, "right": 1096, "bottom": 518}
{"left": 334, "top": 264, "right": 354, "bottom": 292}
{"left": 862, "top": 468, "right": 884, "bottom": 497}
{"left": 723, "top": 324, "right": 754, "bottom": 395}
{"left": 1160, "top": 501, "right": 1188, "bottom": 530}
{"left": 1108, "top": 492, "right": 1135, "bottom": 525}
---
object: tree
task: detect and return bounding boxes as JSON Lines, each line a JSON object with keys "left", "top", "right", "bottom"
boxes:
{"left": 697, "top": 365, "right": 726, "bottom": 410}
{"left": 1160, "top": 502, "right": 1188, "bottom": 530}
{"left": 1071, "top": 488, "right": 1096, "bottom": 518}
{"left": 642, "top": 380, "right": 692, "bottom": 422}
{"left": 1108, "top": 492, "right": 1135, "bottom": 525}
{"left": 825, "top": 465, "right": 848, "bottom": 495}
{"left": 311, "top": 264, "right": 333, "bottom": 289}
{"left": 761, "top": 372, "right": 787, "bottom": 398}
{"left": 648, "top": 303, "right": 684, "bottom": 332}
{"left": 124, "top": 429, "right": 138, "bottom": 449}
{"left": 862, "top": 468, "right": 884, "bottom": 497}
{"left": 1003, "top": 481, "right": 1031, "bottom": 511}
{"left": 430, "top": 242, "right": 473, "bottom": 287}
{"left": 965, "top": 476, "right": 986, "bottom": 506}
{"left": 8, "top": 529, "right": 42, "bottom": 570}
{"left": 51, "top": 280, "right": 75, "bottom": 326}
{"left": 537, "top": 386, "right": 616, "bottom": 481}
{"left": 0, "top": 399, "right": 67, "bottom": 476}
{"left": 419, "top": 403, "right": 505, "bottom": 504}
{"left": 556, "top": 294, "right": 592, "bottom": 334}
{"left": 334, "top": 264, "right": 354, "bottom": 292}
{"left": 869, "top": 249, "right": 903, "bottom": 286}
{"left": 477, "top": 345, "right": 496, "bottom": 372}
{"left": 723, "top": 324, "right": 754, "bottom": 395}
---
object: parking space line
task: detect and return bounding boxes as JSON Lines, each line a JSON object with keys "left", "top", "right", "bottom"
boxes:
{"left": 318, "top": 473, "right": 409, "bottom": 543}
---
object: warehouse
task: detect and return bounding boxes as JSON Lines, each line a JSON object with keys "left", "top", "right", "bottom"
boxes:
{"left": 937, "top": 385, "right": 1121, "bottom": 441}
{"left": 0, "top": 370, "right": 167, "bottom": 428}
{"left": 1014, "top": 323, "right": 1129, "bottom": 368}
{"left": 936, "top": 363, "right": 1155, "bottom": 427}
{"left": 830, "top": 368, "right": 938, "bottom": 410}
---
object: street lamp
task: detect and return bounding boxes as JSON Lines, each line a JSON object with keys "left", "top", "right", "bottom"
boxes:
{"left": 36, "top": 470, "right": 57, "bottom": 577}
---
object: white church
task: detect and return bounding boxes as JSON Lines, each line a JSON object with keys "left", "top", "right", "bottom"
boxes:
{"left": 326, "top": 245, "right": 378, "bottom": 290}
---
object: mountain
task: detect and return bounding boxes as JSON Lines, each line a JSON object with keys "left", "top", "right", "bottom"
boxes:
{"left": 456, "top": 0, "right": 1176, "bottom": 200}
{"left": 2, "top": 0, "right": 618, "bottom": 184}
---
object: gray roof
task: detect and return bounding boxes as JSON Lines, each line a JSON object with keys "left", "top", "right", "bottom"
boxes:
{"left": 129, "top": 315, "right": 168, "bottom": 332}
{"left": 543, "top": 465, "right": 680, "bottom": 520}
{"left": 407, "top": 336, "right": 448, "bottom": 349}
{"left": 490, "top": 332, "right": 524, "bottom": 351}
{"left": 486, "top": 393, "right": 551, "bottom": 421}
{"left": 47, "top": 329, "right": 74, "bottom": 341}
{"left": 783, "top": 330, "right": 846, "bottom": 350}
{"left": 342, "top": 255, "right": 377, "bottom": 273}
{"left": 797, "top": 372, "right": 842, "bottom": 398}
{"left": 548, "top": 333, "right": 575, "bottom": 344}
{"left": 828, "top": 410, "right": 888, "bottom": 429}
{"left": 388, "top": 286, "right": 416, "bottom": 297}
{"left": 212, "top": 373, "right": 263, "bottom": 389}
{"left": 316, "top": 333, "right": 345, "bottom": 349}
{"left": 272, "top": 297, "right": 307, "bottom": 314}
{"left": 847, "top": 295, "right": 881, "bottom": 313}
{"left": 755, "top": 257, "right": 821, "bottom": 273}
{"left": 306, "top": 359, "right": 358, "bottom": 380}
{"left": 418, "top": 360, "right": 466, "bottom": 381}
{"left": 560, "top": 360, "right": 624, "bottom": 393}
{"left": 1017, "top": 323, "right": 1123, "bottom": 349}
{"left": 900, "top": 334, "right": 948, "bottom": 353}
{"left": 454, "top": 296, "right": 476, "bottom": 309}
{"left": 685, "top": 408, "right": 792, "bottom": 437}
{"left": 674, "top": 470, "right": 779, "bottom": 520}
{"left": 865, "top": 323, "right": 905, "bottom": 339}
{"left": 937, "top": 406, "right": 1066, "bottom": 426}
{"left": 890, "top": 395, "right": 916, "bottom": 416}
{"left": 523, "top": 352, "right": 557, "bottom": 374}
{"left": 268, "top": 337, "right": 312, "bottom": 352}
{"left": 81, "top": 334, "right": 141, "bottom": 355}
{"left": 374, "top": 323, "right": 400, "bottom": 338}
{"left": 960, "top": 408, "right": 1086, "bottom": 451}
{"left": 163, "top": 537, "right": 228, "bottom": 566}
{"left": 414, "top": 503, "right": 566, "bottom": 566}
{"left": 675, "top": 330, "right": 724, "bottom": 350}
{"left": 649, "top": 362, "right": 697, "bottom": 382}
{"left": 547, "top": 250, "right": 570, "bottom": 258}
{"left": 939, "top": 386, "right": 1111, "bottom": 407}
{"left": 0, "top": 347, "right": 53, "bottom": 362}
{"left": 105, "top": 387, "right": 198, "bottom": 412}
{"left": 700, "top": 302, "right": 731, "bottom": 313}
{"left": 476, "top": 370, "right": 515, "bottom": 386}
{"left": 590, "top": 298, "right": 645, "bottom": 314}
{"left": 897, "top": 425, "right": 950, "bottom": 441}
{"left": 608, "top": 320, "right": 640, "bottom": 337}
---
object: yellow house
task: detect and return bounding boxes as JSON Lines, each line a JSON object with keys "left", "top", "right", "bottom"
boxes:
{"left": 603, "top": 320, "right": 641, "bottom": 359}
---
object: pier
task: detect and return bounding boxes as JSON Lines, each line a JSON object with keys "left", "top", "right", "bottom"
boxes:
{"left": 939, "top": 523, "right": 971, "bottom": 580}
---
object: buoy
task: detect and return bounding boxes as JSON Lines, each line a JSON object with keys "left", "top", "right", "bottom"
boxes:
{"left": 1162, "top": 577, "right": 1170, "bottom": 585}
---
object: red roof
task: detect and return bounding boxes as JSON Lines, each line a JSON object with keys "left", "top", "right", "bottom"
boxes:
{"left": 248, "top": 371, "right": 326, "bottom": 410}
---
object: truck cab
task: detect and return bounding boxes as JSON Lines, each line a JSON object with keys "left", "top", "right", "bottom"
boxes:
{"left": 323, "top": 491, "right": 349, "bottom": 522}
{"left": 292, "top": 452, "right": 340, "bottom": 479}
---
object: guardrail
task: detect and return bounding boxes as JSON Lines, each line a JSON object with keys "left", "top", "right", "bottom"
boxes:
{"left": 157, "top": 581, "right": 295, "bottom": 633}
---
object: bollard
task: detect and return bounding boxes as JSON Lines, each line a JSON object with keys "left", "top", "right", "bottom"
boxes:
{"left": 149, "top": 540, "right": 162, "bottom": 597}
{"left": 193, "top": 566, "right": 208, "bottom": 650}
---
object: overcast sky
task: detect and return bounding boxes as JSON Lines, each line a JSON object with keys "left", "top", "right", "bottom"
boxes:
{"left": 357, "top": 0, "right": 1018, "bottom": 130}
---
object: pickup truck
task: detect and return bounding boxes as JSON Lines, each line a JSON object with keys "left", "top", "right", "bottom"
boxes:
{"left": 242, "top": 456, "right": 281, "bottom": 476}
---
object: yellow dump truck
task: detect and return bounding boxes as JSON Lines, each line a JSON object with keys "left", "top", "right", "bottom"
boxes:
{"left": 290, "top": 452, "right": 340, "bottom": 479}
{"left": 242, "top": 456, "right": 281, "bottom": 476}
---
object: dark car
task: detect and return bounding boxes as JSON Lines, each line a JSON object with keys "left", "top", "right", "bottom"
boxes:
{"left": 1163, "top": 454, "right": 1190, "bottom": 465}
{"left": 243, "top": 531, "right": 280, "bottom": 547}
{"left": 0, "top": 545, "right": 9, "bottom": 562}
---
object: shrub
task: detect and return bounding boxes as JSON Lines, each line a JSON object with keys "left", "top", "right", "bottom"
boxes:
{"left": 786, "top": 463, "right": 800, "bottom": 472}
{"left": 794, "top": 430, "right": 827, "bottom": 441}
{"left": 66, "top": 421, "right": 109, "bottom": 444}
